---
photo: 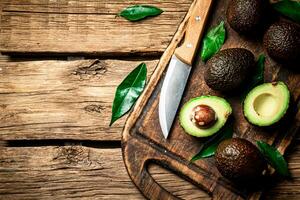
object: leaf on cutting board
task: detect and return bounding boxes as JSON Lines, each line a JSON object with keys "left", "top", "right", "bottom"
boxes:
{"left": 200, "top": 21, "right": 226, "bottom": 62}
{"left": 119, "top": 5, "right": 163, "bottom": 21}
{"left": 272, "top": 0, "right": 300, "bottom": 23}
{"left": 110, "top": 63, "right": 147, "bottom": 126}
{"left": 257, "top": 140, "right": 291, "bottom": 177}
{"left": 191, "top": 123, "right": 233, "bottom": 162}
{"left": 240, "top": 54, "right": 265, "bottom": 100}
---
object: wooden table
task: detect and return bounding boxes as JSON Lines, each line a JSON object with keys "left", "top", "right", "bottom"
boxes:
{"left": 0, "top": 1, "right": 299, "bottom": 199}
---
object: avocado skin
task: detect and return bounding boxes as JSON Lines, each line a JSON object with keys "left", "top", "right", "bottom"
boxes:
{"left": 264, "top": 21, "right": 300, "bottom": 64}
{"left": 215, "top": 138, "right": 266, "bottom": 182}
{"left": 227, "top": 0, "right": 266, "bottom": 34}
{"left": 204, "top": 48, "right": 255, "bottom": 92}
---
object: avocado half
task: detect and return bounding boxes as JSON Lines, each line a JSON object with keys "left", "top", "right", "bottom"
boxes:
{"left": 244, "top": 82, "right": 290, "bottom": 126}
{"left": 179, "top": 96, "right": 232, "bottom": 137}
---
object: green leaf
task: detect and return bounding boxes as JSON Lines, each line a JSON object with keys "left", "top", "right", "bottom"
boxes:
{"left": 272, "top": 0, "right": 300, "bottom": 23}
{"left": 119, "top": 5, "right": 163, "bottom": 21}
{"left": 200, "top": 21, "right": 226, "bottom": 62}
{"left": 257, "top": 141, "right": 290, "bottom": 177}
{"left": 191, "top": 124, "right": 233, "bottom": 162}
{"left": 110, "top": 63, "right": 147, "bottom": 126}
{"left": 251, "top": 54, "right": 265, "bottom": 86}
{"left": 240, "top": 54, "right": 265, "bottom": 100}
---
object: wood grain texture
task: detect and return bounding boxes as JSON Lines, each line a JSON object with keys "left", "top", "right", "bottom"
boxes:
{"left": 0, "top": 146, "right": 210, "bottom": 200}
{"left": 0, "top": 0, "right": 192, "bottom": 55}
{"left": 1, "top": 144, "right": 300, "bottom": 200}
{"left": 0, "top": 146, "right": 144, "bottom": 200}
{"left": 122, "top": 0, "right": 300, "bottom": 199}
{"left": 0, "top": 58, "right": 158, "bottom": 141}
{"left": 1, "top": 0, "right": 300, "bottom": 199}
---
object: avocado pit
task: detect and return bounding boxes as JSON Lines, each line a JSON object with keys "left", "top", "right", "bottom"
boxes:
{"left": 191, "top": 105, "right": 217, "bottom": 129}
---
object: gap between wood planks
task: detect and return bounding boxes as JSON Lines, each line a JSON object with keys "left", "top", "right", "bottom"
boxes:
{"left": 2, "top": 54, "right": 163, "bottom": 62}
{"left": 2, "top": 139, "right": 121, "bottom": 148}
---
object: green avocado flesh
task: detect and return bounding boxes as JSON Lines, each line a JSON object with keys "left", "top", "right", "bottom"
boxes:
{"left": 179, "top": 96, "right": 232, "bottom": 137}
{"left": 244, "top": 82, "right": 290, "bottom": 126}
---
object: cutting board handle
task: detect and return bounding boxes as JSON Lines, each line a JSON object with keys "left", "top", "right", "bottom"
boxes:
{"left": 174, "top": 0, "right": 213, "bottom": 65}
{"left": 123, "top": 137, "right": 224, "bottom": 199}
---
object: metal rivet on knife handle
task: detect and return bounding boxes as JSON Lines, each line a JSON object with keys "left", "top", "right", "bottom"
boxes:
{"left": 187, "top": 43, "right": 193, "bottom": 48}
{"left": 174, "top": 0, "right": 214, "bottom": 66}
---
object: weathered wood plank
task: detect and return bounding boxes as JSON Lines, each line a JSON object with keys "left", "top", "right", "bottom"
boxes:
{"left": 1, "top": 0, "right": 192, "bottom": 13}
{"left": 0, "top": 146, "right": 210, "bottom": 199}
{"left": 0, "top": 59, "right": 158, "bottom": 141}
{"left": 0, "top": 0, "right": 192, "bottom": 55}
{"left": 1, "top": 144, "right": 300, "bottom": 199}
{"left": 0, "top": 147, "right": 144, "bottom": 199}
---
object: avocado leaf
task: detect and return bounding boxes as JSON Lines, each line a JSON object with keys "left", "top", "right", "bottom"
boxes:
{"left": 119, "top": 5, "right": 163, "bottom": 21}
{"left": 251, "top": 54, "right": 265, "bottom": 87}
{"left": 110, "top": 63, "right": 147, "bottom": 126}
{"left": 191, "top": 124, "right": 233, "bottom": 162}
{"left": 272, "top": 0, "right": 300, "bottom": 23}
{"left": 200, "top": 21, "right": 226, "bottom": 62}
{"left": 241, "top": 54, "right": 265, "bottom": 100}
{"left": 257, "top": 141, "right": 290, "bottom": 177}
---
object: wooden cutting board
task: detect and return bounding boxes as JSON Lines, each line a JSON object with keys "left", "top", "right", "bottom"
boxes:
{"left": 122, "top": 0, "right": 300, "bottom": 199}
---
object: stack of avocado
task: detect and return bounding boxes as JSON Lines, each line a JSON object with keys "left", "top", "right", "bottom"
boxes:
{"left": 179, "top": 0, "right": 299, "bottom": 183}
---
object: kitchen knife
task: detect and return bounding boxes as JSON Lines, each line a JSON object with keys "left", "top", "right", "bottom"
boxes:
{"left": 159, "top": 0, "right": 213, "bottom": 139}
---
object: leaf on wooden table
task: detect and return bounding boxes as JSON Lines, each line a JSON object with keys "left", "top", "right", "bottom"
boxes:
{"left": 257, "top": 140, "right": 290, "bottom": 177}
{"left": 272, "top": 0, "right": 300, "bottom": 23}
{"left": 110, "top": 63, "right": 147, "bottom": 126}
{"left": 191, "top": 123, "right": 233, "bottom": 162}
{"left": 200, "top": 21, "right": 226, "bottom": 62}
{"left": 119, "top": 5, "right": 163, "bottom": 21}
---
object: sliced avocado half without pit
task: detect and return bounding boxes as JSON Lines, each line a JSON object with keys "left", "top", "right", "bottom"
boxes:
{"left": 179, "top": 96, "right": 232, "bottom": 137}
{"left": 244, "top": 82, "right": 290, "bottom": 126}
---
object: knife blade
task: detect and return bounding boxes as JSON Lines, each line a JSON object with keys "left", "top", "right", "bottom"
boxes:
{"left": 159, "top": 55, "right": 191, "bottom": 139}
{"left": 159, "top": 0, "right": 213, "bottom": 139}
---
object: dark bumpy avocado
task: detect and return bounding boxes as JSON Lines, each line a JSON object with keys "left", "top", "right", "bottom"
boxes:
{"left": 179, "top": 96, "right": 232, "bottom": 137}
{"left": 264, "top": 21, "right": 300, "bottom": 64}
{"left": 244, "top": 82, "right": 290, "bottom": 126}
{"left": 215, "top": 138, "right": 266, "bottom": 182}
{"left": 204, "top": 48, "right": 255, "bottom": 92}
{"left": 227, "top": 0, "right": 266, "bottom": 34}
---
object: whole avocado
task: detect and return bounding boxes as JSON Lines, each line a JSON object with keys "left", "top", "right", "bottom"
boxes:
{"left": 204, "top": 48, "right": 255, "bottom": 92}
{"left": 264, "top": 21, "right": 300, "bottom": 64}
{"left": 227, "top": 0, "right": 266, "bottom": 34}
{"left": 215, "top": 138, "right": 266, "bottom": 182}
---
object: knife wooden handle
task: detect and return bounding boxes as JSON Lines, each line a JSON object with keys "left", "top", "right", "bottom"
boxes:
{"left": 174, "top": 0, "right": 213, "bottom": 65}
